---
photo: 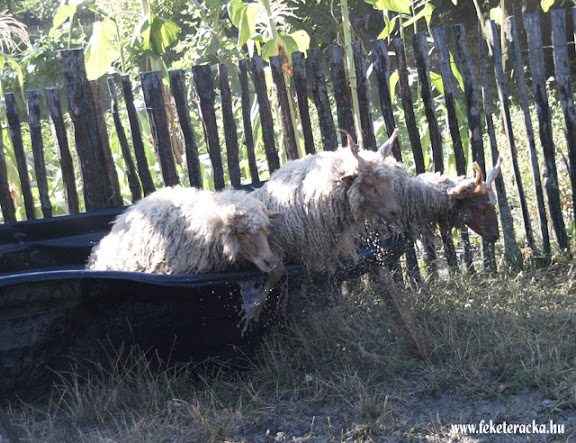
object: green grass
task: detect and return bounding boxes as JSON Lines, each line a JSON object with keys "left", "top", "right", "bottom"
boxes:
{"left": 4, "top": 261, "right": 576, "bottom": 442}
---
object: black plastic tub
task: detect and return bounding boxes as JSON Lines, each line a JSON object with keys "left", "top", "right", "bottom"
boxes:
{"left": 0, "top": 207, "right": 407, "bottom": 393}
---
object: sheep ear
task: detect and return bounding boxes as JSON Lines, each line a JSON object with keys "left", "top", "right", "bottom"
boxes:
{"left": 340, "top": 174, "right": 355, "bottom": 184}
{"left": 269, "top": 212, "right": 284, "bottom": 219}
{"left": 377, "top": 128, "right": 399, "bottom": 158}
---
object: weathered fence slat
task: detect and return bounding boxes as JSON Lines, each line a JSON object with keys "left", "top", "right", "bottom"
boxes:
{"left": 412, "top": 32, "right": 443, "bottom": 174}
{"left": 307, "top": 47, "right": 338, "bottom": 151}
{"left": 522, "top": 14, "right": 569, "bottom": 251}
{"left": 270, "top": 56, "right": 299, "bottom": 160}
{"left": 552, "top": 9, "right": 576, "bottom": 225}
{"left": 45, "top": 87, "right": 79, "bottom": 214}
{"left": 478, "top": 23, "right": 521, "bottom": 268}
{"left": 352, "top": 41, "right": 377, "bottom": 152}
{"left": 453, "top": 24, "right": 497, "bottom": 270}
{"left": 89, "top": 80, "right": 123, "bottom": 207}
{"left": 120, "top": 75, "right": 155, "bottom": 196}
{"left": 58, "top": 49, "right": 108, "bottom": 211}
{"left": 327, "top": 45, "right": 355, "bottom": 146}
{"left": 238, "top": 59, "right": 260, "bottom": 183}
{"left": 371, "top": 39, "right": 402, "bottom": 161}
{"left": 251, "top": 56, "right": 281, "bottom": 172}
{"left": 432, "top": 27, "right": 474, "bottom": 272}
{"left": 107, "top": 78, "right": 142, "bottom": 202}
{"left": 486, "top": 20, "right": 536, "bottom": 251}
{"left": 141, "top": 71, "right": 180, "bottom": 188}
{"left": 169, "top": 70, "right": 202, "bottom": 189}
{"left": 5, "top": 93, "right": 35, "bottom": 219}
{"left": 0, "top": 133, "right": 16, "bottom": 222}
{"left": 393, "top": 38, "right": 425, "bottom": 174}
{"left": 218, "top": 64, "right": 242, "bottom": 187}
{"left": 292, "top": 52, "right": 315, "bottom": 155}
{"left": 506, "top": 16, "right": 551, "bottom": 255}
{"left": 26, "top": 90, "right": 52, "bottom": 218}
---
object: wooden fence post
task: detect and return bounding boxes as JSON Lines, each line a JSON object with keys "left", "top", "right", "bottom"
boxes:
{"left": 551, "top": 9, "right": 576, "bottom": 227}
{"left": 218, "top": 64, "right": 242, "bottom": 187}
{"left": 505, "top": 16, "right": 551, "bottom": 256}
{"left": 251, "top": 56, "right": 281, "bottom": 172}
{"left": 292, "top": 52, "right": 315, "bottom": 155}
{"left": 58, "top": 49, "right": 108, "bottom": 211}
{"left": 328, "top": 45, "right": 356, "bottom": 147}
{"left": 486, "top": 20, "right": 536, "bottom": 252}
{"left": 307, "top": 47, "right": 338, "bottom": 151}
{"left": 107, "top": 78, "right": 142, "bottom": 202}
{"left": 26, "top": 90, "right": 52, "bottom": 218}
{"left": 371, "top": 39, "right": 402, "bottom": 161}
{"left": 352, "top": 41, "right": 377, "bottom": 152}
{"left": 140, "top": 70, "right": 180, "bottom": 188}
{"left": 270, "top": 56, "right": 299, "bottom": 160}
{"left": 238, "top": 59, "right": 260, "bottom": 183}
{"left": 477, "top": 23, "right": 522, "bottom": 268}
{"left": 5, "top": 93, "right": 35, "bottom": 219}
{"left": 45, "top": 87, "right": 79, "bottom": 214}
{"left": 120, "top": 75, "right": 155, "bottom": 196}
{"left": 169, "top": 70, "right": 202, "bottom": 189}
{"left": 0, "top": 129, "right": 16, "bottom": 222}
{"left": 523, "top": 14, "right": 569, "bottom": 252}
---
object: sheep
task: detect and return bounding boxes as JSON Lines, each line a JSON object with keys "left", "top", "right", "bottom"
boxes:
{"left": 87, "top": 185, "right": 283, "bottom": 275}
{"left": 377, "top": 156, "right": 503, "bottom": 243}
{"left": 251, "top": 128, "right": 401, "bottom": 275}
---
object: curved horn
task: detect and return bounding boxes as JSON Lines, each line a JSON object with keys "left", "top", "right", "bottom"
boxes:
{"left": 473, "top": 162, "right": 484, "bottom": 187}
{"left": 486, "top": 155, "right": 503, "bottom": 187}
{"left": 377, "top": 128, "right": 399, "bottom": 158}
{"left": 337, "top": 128, "right": 362, "bottom": 162}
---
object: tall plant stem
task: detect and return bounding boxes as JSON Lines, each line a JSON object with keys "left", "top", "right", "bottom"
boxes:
{"left": 340, "top": 0, "right": 361, "bottom": 145}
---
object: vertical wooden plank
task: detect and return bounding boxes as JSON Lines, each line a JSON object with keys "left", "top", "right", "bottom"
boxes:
{"left": 0, "top": 133, "right": 16, "bottom": 222}
{"left": 218, "top": 64, "right": 242, "bottom": 187}
{"left": 306, "top": 47, "right": 338, "bottom": 151}
{"left": 238, "top": 59, "right": 260, "bottom": 183}
{"left": 478, "top": 23, "right": 522, "bottom": 268}
{"left": 552, "top": 9, "right": 576, "bottom": 225}
{"left": 328, "top": 44, "right": 356, "bottom": 146}
{"left": 140, "top": 71, "right": 180, "bottom": 188}
{"left": 394, "top": 38, "right": 425, "bottom": 174}
{"left": 432, "top": 27, "right": 474, "bottom": 272}
{"left": 121, "top": 75, "right": 155, "bottom": 196}
{"left": 251, "top": 56, "right": 281, "bottom": 172}
{"left": 5, "top": 93, "right": 35, "bottom": 219}
{"left": 58, "top": 49, "right": 108, "bottom": 211}
{"left": 412, "top": 32, "right": 443, "bottom": 173}
{"left": 371, "top": 39, "right": 402, "bottom": 161}
{"left": 26, "top": 89, "right": 52, "bottom": 218}
{"left": 191, "top": 65, "right": 225, "bottom": 189}
{"left": 292, "top": 52, "right": 315, "bottom": 155}
{"left": 45, "top": 87, "right": 79, "bottom": 214}
{"left": 89, "top": 80, "right": 123, "bottom": 207}
{"left": 486, "top": 20, "right": 536, "bottom": 251}
{"left": 505, "top": 16, "right": 551, "bottom": 255}
{"left": 270, "top": 56, "right": 299, "bottom": 160}
{"left": 352, "top": 41, "right": 377, "bottom": 152}
{"left": 169, "top": 70, "right": 202, "bottom": 189}
{"left": 522, "top": 14, "right": 569, "bottom": 251}
{"left": 107, "top": 78, "right": 142, "bottom": 202}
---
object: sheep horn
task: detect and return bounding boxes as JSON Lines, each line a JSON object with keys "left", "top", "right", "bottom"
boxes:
{"left": 473, "top": 162, "right": 485, "bottom": 194}
{"left": 486, "top": 155, "right": 503, "bottom": 187}
{"left": 337, "top": 128, "right": 363, "bottom": 163}
{"left": 377, "top": 128, "right": 399, "bottom": 158}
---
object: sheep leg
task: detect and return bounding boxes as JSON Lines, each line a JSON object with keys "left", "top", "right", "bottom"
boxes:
{"left": 368, "top": 265, "right": 430, "bottom": 361}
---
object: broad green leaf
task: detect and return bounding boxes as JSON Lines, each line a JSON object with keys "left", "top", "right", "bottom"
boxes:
{"left": 377, "top": 14, "right": 400, "bottom": 40}
{"left": 137, "top": 13, "right": 181, "bottom": 54}
{"left": 287, "top": 30, "right": 310, "bottom": 52}
{"left": 364, "top": 0, "right": 411, "bottom": 14}
{"left": 489, "top": 7, "right": 504, "bottom": 26}
{"left": 4, "top": 56, "right": 25, "bottom": 102}
{"left": 541, "top": 0, "right": 555, "bottom": 12}
{"left": 52, "top": 4, "right": 78, "bottom": 30}
{"left": 430, "top": 72, "right": 444, "bottom": 95}
{"left": 402, "top": 3, "right": 435, "bottom": 28}
{"left": 389, "top": 70, "right": 399, "bottom": 104}
{"left": 85, "top": 19, "right": 120, "bottom": 80}
{"left": 228, "top": 0, "right": 247, "bottom": 27}
{"left": 450, "top": 51, "right": 464, "bottom": 91}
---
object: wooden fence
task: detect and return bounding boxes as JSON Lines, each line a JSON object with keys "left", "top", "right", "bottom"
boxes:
{"left": 2, "top": 9, "right": 576, "bottom": 274}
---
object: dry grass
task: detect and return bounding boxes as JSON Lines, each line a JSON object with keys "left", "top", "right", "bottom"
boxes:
{"left": 4, "top": 260, "right": 576, "bottom": 442}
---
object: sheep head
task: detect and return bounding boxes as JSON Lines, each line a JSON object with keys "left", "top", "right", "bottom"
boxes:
{"left": 446, "top": 157, "right": 503, "bottom": 243}
{"left": 220, "top": 207, "right": 283, "bottom": 273}
{"left": 338, "top": 128, "right": 401, "bottom": 223}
